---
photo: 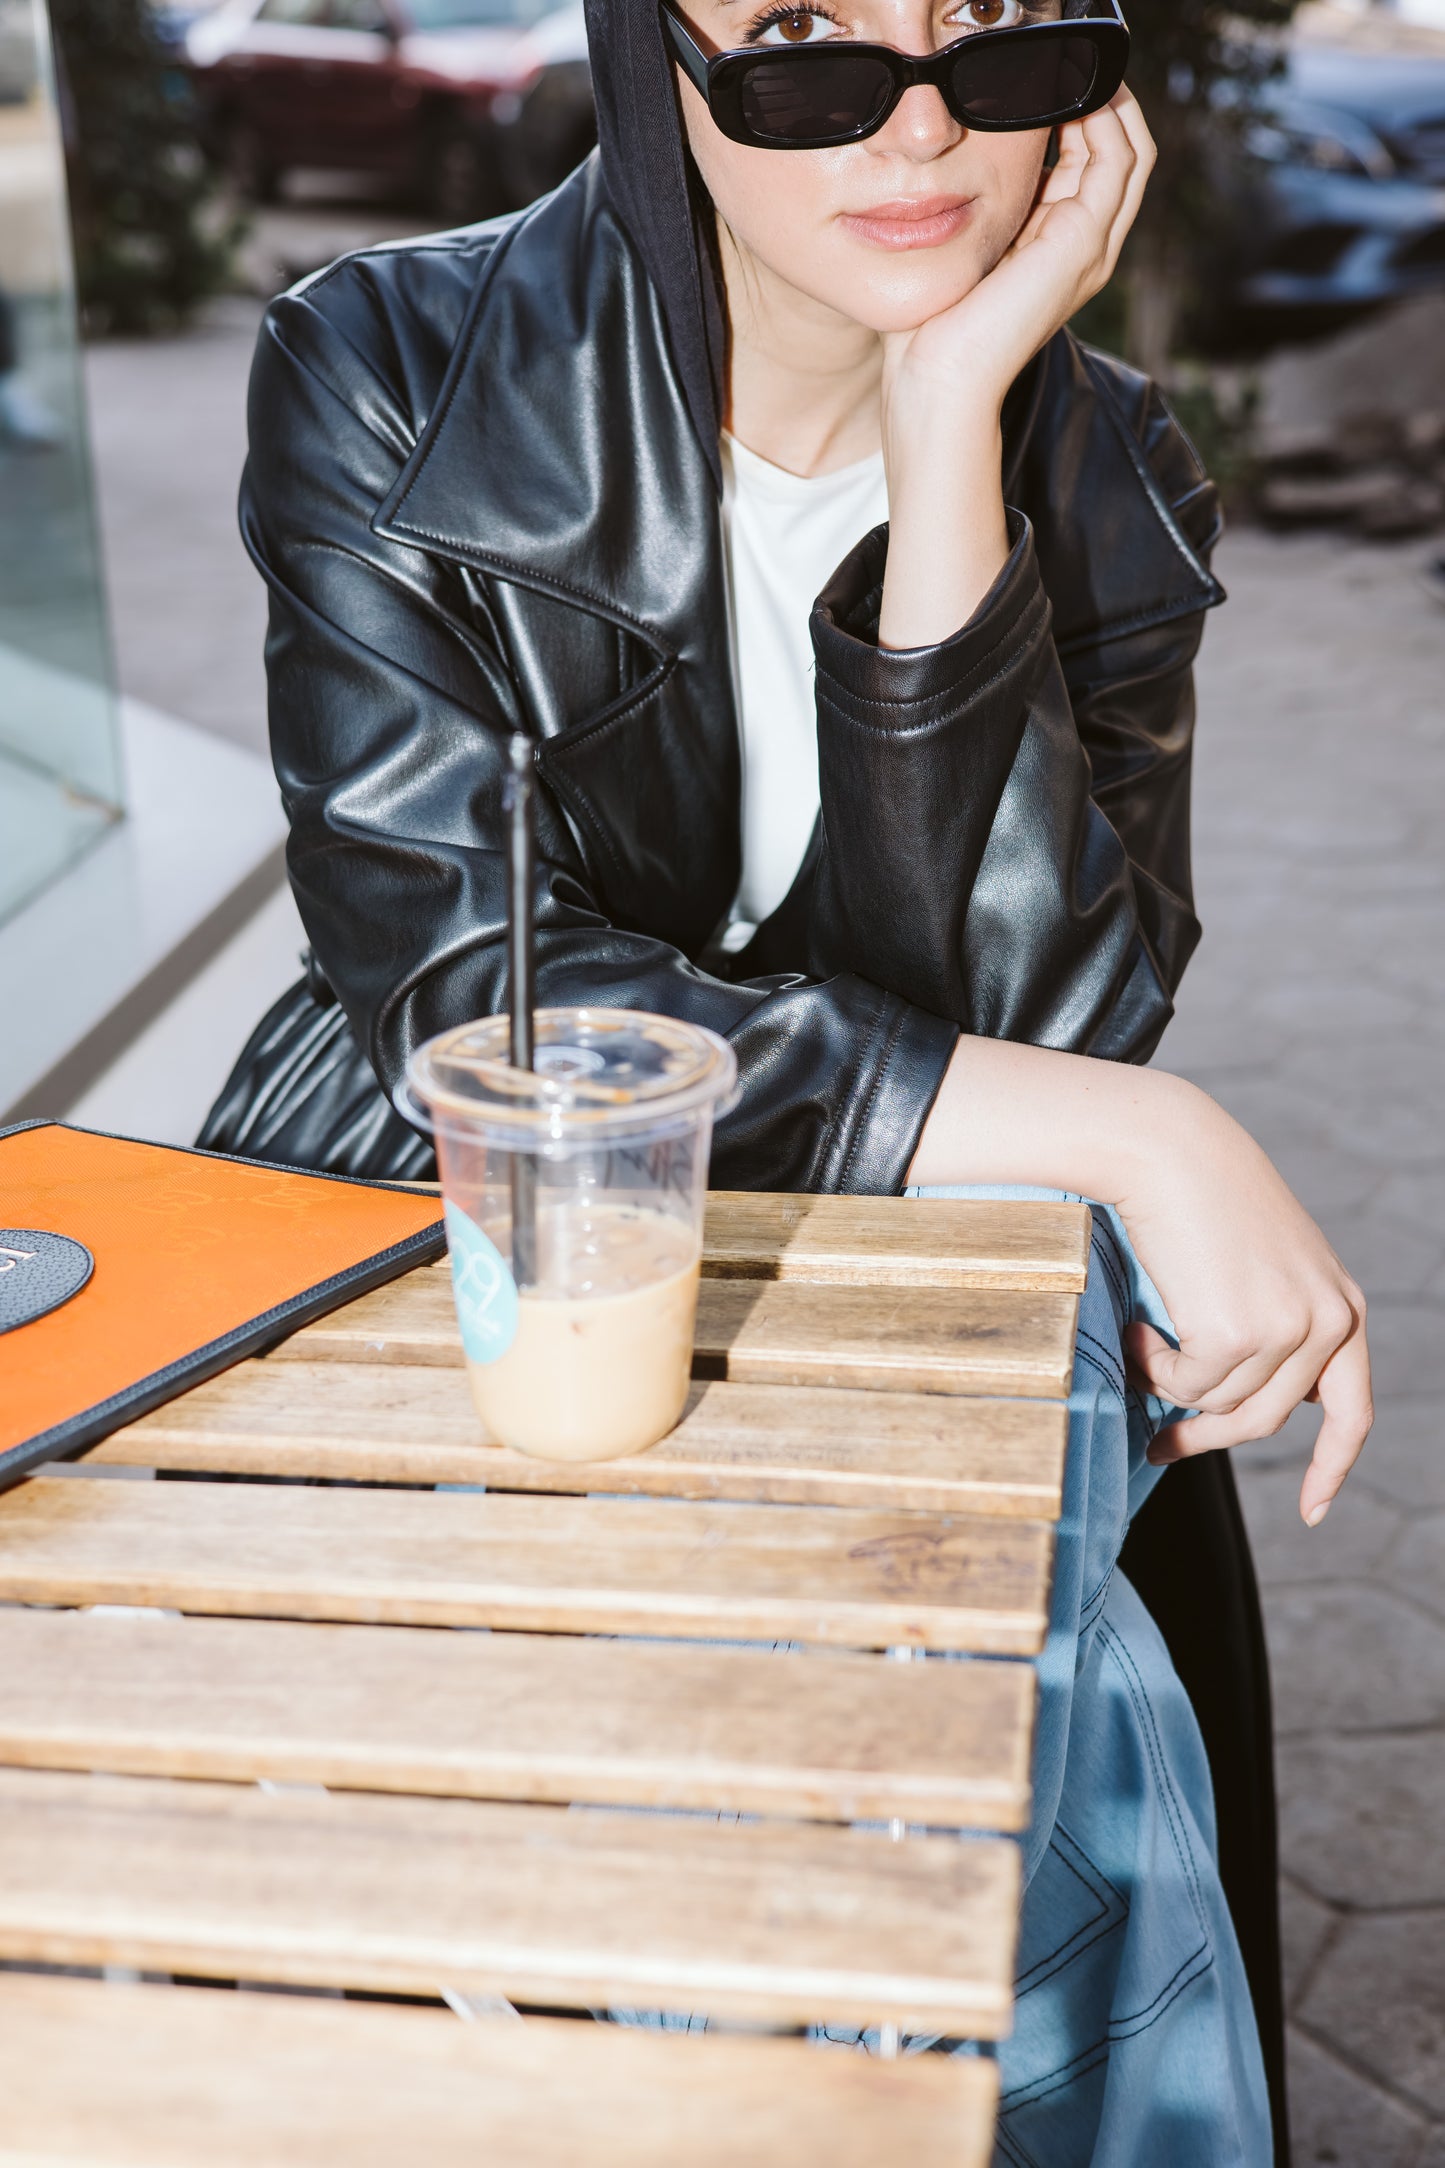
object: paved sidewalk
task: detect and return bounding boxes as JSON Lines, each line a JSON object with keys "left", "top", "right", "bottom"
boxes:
{"left": 1172, "top": 529, "right": 1445, "bottom": 2168}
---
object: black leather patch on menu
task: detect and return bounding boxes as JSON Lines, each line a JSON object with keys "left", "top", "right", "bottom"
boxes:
{"left": 0, "top": 1230, "right": 94, "bottom": 1334}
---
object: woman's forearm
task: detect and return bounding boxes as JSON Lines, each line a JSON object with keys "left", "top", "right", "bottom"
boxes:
{"left": 906, "top": 1034, "right": 1202, "bottom": 1203}
{"left": 909, "top": 1034, "right": 1372, "bottom": 1527}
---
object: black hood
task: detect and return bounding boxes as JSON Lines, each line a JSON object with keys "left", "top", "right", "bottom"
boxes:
{"left": 582, "top": 0, "right": 728, "bottom": 488}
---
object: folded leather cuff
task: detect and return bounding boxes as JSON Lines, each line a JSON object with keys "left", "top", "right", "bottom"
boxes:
{"left": 822, "top": 992, "right": 960, "bottom": 1196}
{"left": 810, "top": 507, "right": 1047, "bottom": 724}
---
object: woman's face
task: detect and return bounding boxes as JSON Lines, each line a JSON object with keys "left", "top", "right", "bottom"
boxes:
{"left": 675, "top": 0, "right": 1060, "bottom": 333}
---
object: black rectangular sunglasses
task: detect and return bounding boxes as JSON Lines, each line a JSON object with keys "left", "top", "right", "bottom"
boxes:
{"left": 660, "top": 0, "right": 1129, "bottom": 150}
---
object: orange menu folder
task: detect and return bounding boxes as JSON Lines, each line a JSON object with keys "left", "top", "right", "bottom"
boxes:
{"left": 0, "top": 1121, "right": 443, "bottom": 1489}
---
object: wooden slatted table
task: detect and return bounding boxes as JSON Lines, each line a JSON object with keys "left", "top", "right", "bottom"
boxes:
{"left": 0, "top": 1190, "right": 1087, "bottom": 2168}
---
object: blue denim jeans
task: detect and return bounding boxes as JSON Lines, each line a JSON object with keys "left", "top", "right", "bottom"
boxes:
{"left": 912, "top": 1186, "right": 1272, "bottom": 2167}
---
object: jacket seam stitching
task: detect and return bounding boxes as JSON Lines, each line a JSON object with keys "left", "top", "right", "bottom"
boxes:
{"left": 838, "top": 999, "right": 907, "bottom": 1192}
{"left": 540, "top": 767, "right": 632, "bottom": 891}
{"left": 381, "top": 517, "right": 676, "bottom": 652}
{"left": 289, "top": 230, "right": 501, "bottom": 305}
{"left": 264, "top": 533, "right": 505, "bottom": 692}
{"left": 815, "top": 586, "right": 1048, "bottom": 725}
{"left": 541, "top": 654, "right": 677, "bottom": 758}
{"left": 815, "top": 621, "right": 1049, "bottom": 740}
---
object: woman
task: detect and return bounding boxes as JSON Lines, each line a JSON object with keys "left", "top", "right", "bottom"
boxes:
{"left": 204, "top": 0, "right": 1370, "bottom": 2155}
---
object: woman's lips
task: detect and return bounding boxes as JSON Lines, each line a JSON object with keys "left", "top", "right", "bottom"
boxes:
{"left": 838, "top": 195, "right": 974, "bottom": 250}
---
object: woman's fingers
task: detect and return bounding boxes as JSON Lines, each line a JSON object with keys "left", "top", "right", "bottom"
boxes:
{"left": 1123, "top": 1314, "right": 1299, "bottom": 1413}
{"left": 1126, "top": 1308, "right": 1315, "bottom": 1417}
{"left": 1147, "top": 1332, "right": 1337, "bottom": 1462}
{"left": 1143, "top": 1294, "right": 1372, "bottom": 1522}
{"left": 1130, "top": 1268, "right": 1360, "bottom": 1414}
{"left": 1029, "top": 93, "right": 1151, "bottom": 297}
{"left": 1033, "top": 112, "right": 1096, "bottom": 208}
{"left": 1109, "top": 84, "right": 1156, "bottom": 166}
{"left": 1086, "top": 92, "right": 1155, "bottom": 275}
{"left": 1297, "top": 1317, "right": 1373, "bottom": 1526}
{"left": 936, "top": 83, "right": 1155, "bottom": 397}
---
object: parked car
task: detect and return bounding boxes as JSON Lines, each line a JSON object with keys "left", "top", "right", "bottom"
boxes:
{"left": 184, "top": 0, "right": 593, "bottom": 219}
{"left": 1221, "top": 39, "right": 1445, "bottom": 335}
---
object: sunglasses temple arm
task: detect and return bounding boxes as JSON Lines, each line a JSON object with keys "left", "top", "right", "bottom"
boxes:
{"left": 659, "top": 5, "right": 712, "bottom": 96}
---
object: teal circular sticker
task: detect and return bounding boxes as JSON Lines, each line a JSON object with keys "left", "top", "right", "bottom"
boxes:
{"left": 444, "top": 1203, "right": 519, "bottom": 1366}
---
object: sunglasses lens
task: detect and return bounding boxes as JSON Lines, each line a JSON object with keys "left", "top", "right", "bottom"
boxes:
{"left": 738, "top": 51, "right": 896, "bottom": 144}
{"left": 950, "top": 34, "right": 1099, "bottom": 124}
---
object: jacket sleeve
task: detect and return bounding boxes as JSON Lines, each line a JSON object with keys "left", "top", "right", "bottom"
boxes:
{"left": 806, "top": 372, "right": 1218, "bottom": 1067}
{"left": 1055, "top": 373, "right": 1220, "bottom": 1034}
{"left": 241, "top": 280, "right": 958, "bottom": 1196}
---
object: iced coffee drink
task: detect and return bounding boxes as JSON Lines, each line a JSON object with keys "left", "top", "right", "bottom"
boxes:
{"left": 462, "top": 1204, "right": 700, "bottom": 1459}
{"left": 403, "top": 1010, "right": 736, "bottom": 1462}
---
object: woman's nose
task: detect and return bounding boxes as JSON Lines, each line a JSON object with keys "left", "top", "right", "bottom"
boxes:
{"left": 871, "top": 81, "right": 965, "bottom": 160}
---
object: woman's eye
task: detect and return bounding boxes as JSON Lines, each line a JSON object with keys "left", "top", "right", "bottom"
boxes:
{"left": 754, "top": 9, "right": 838, "bottom": 42}
{"left": 950, "top": 0, "right": 1022, "bottom": 26}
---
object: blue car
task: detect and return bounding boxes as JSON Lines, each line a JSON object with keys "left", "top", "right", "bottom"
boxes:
{"left": 1225, "top": 39, "right": 1445, "bottom": 330}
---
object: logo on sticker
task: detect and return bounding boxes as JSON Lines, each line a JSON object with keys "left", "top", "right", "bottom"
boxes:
{"left": 0, "top": 1229, "right": 94, "bottom": 1335}
{"left": 444, "top": 1203, "right": 518, "bottom": 1365}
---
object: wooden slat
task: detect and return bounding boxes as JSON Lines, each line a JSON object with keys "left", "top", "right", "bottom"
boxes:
{"left": 0, "top": 1476, "right": 1053, "bottom": 1653}
{"left": 394, "top": 1188, "right": 1089, "bottom": 1291}
{"left": 0, "top": 1608, "right": 1034, "bottom": 1829}
{"left": 0, "top": 1974, "right": 999, "bottom": 2168}
{"left": 94, "top": 1361, "right": 1066, "bottom": 1519}
{"left": 702, "top": 1191, "right": 1089, "bottom": 1290}
{"left": 0, "top": 1769, "right": 1021, "bottom": 2033}
{"left": 277, "top": 1266, "right": 1078, "bottom": 1400}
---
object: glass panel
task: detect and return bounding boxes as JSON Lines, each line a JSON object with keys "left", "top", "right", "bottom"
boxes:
{"left": 0, "top": 0, "right": 121, "bottom": 926}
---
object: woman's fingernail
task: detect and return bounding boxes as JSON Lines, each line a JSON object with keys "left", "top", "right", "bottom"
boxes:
{"left": 1306, "top": 1500, "right": 1331, "bottom": 1529}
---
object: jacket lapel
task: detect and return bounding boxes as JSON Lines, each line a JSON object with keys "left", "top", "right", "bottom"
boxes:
{"left": 374, "top": 162, "right": 742, "bottom": 954}
{"left": 373, "top": 160, "right": 724, "bottom": 663}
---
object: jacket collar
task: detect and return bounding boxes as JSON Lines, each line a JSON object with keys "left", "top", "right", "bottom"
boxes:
{"left": 376, "top": 160, "right": 1221, "bottom": 651}
{"left": 374, "top": 161, "right": 718, "bottom": 658}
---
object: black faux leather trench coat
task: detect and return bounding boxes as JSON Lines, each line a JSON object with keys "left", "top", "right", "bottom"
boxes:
{"left": 202, "top": 153, "right": 1223, "bottom": 1185}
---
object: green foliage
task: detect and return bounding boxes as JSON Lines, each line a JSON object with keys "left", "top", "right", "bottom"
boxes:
{"left": 49, "top": 0, "right": 240, "bottom": 334}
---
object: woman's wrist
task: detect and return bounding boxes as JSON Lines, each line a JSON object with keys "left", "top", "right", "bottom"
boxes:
{"left": 877, "top": 405, "right": 1010, "bottom": 651}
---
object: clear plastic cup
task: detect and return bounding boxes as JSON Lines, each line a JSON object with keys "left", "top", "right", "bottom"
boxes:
{"left": 401, "top": 1008, "right": 737, "bottom": 1461}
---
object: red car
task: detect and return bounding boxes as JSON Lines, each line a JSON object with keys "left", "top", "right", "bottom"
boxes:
{"left": 185, "top": 0, "right": 594, "bottom": 220}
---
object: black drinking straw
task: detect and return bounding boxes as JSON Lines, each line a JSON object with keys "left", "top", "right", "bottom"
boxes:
{"left": 505, "top": 732, "right": 538, "bottom": 1288}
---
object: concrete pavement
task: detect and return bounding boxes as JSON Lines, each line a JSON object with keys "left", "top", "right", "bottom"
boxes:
{"left": 1176, "top": 529, "right": 1445, "bottom": 2166}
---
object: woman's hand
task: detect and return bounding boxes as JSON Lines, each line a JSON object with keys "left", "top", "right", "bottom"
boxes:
{"left": 908, "top": 1039, "right": 1373, "bottom": 1524}
{"left": 1117, "top": 1100, "right": 1371, "bottom": 1526}
{"left": 885, "top": 90, "right": 1156, "bottom": 415}
{"left": 876, "top": 90, "right": 1155, "bottom": 650}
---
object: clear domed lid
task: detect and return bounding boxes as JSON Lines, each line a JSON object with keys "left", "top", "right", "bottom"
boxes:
{"left": 401, "top": 1007, "right": 738, "bottom": 1141}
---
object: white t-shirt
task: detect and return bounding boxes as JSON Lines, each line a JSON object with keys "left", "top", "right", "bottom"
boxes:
{"left": 721, "top": 431, "right": 889, "bottom": 940}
